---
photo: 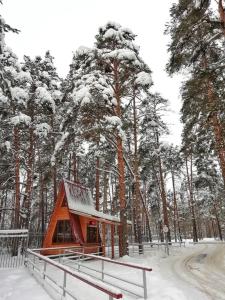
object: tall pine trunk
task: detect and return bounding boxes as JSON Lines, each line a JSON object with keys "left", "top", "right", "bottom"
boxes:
{"left": 156, "top": 132, "right": 171, "bottom": 242}
{"left": 51, "top": 116, "right": 57, "bottom": 202}
{"left": 171, "top": 172, "right": 182, "bottom": 241}
{"left": 38, "top": 146, "right": 45, "bottom": 237}
{"left": 22, "top": 128, "right": 35, "bottom": 228}
{"left": 123, "top": 154, "right": 153, "bottom": 243}
{"left": 132, "top": 91, "right": 143, "bottom": 253}
{"left": 203, "top": 55, "right": 225, "bottom": 188}
{"left": 53, "top": 165, "right": 57, "bottom": 202}
{"left": 95, "top": 157, "right": 100, "bottom": 211}
{"left": 103, "top": 163, "right": 108, "bottom": 213}
{"left": 14, "top": 127, "right": 20, "bottom": 229}
{"left": 114, "top": 61, "right": 127, "bottom": 257}
{"left": 213, "top": 201, "right": 222, "bottom": 240}
{"left": 210, "top": 113, "right": 225, "bottom": 187}
{"left": 73, "top": 152, "right": 79, "bottom": 182}
{"left": 117, "top": 136, "right": 127, "bottom": 256}
{"left": 219, "top": 0, "right": 225, "bottom": 35}
{"left": 143, "top": 181, "right": 152, "bottom": 242}
{"left": 185, "top": 155, "right": 198, "bottom": 242}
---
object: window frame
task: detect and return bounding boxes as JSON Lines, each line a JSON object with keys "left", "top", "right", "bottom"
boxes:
{"left": 52, "top": 219, "right": 74, "bottom": 244}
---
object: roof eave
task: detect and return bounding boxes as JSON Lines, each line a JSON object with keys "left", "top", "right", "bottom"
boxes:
{"left": 69, "top": 209, "right": 121, "bottom": 225}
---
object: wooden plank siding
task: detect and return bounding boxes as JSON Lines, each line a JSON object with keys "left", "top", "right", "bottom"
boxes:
{"left": 42, "top": 180, "right": 111, "bottom": 256}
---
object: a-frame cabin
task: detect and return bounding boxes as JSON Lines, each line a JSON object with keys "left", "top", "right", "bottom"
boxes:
{"left": 42, "top": 179, "right": 122, "bottom": 257}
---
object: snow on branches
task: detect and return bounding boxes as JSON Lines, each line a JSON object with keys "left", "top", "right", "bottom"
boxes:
{"left": 35, "top": 86, "right": 55, "bottom": 113}
{"left": 11, "top": 87, "right": 28, "bottom": 106}
{"left": 10, "top": 112, "right": 31, "bottom": 126}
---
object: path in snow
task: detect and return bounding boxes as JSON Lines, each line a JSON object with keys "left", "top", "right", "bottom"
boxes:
{"left": 162, "top": 243, "right": 225, "bottom": 300}
{"left": 0, "top": 268, "right": 52, "bottom": 300}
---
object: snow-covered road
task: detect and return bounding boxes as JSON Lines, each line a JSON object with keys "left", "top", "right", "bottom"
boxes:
{"left": 161, "top": 243, "right": 225, "bottom": 300}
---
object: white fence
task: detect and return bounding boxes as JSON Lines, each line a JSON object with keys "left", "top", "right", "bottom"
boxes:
{"left": 0, "top": 229, "right": 28, "bottom": 268}
{"left": 129, "top": 241, "right": 186, "bottom": 256}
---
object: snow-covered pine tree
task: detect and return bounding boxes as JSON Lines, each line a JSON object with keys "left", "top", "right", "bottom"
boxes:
{"left": 16, "top": 53, "right": 60, "bottom": 229}
{"left": 0, "top": 7, "right": 30, "bottom": 229}
{"left": 59, "top": 23, "right": 152, "bottom": 256}
{"left": 94, "top": 22, "right": 152, "bottom": 256}
{"left": 164, "top": 145, "right": 183, "bottom": 242}
{"left": 181, "top": 144, "right": 199, "bottom": 242}
{"left": 194, "top": 134, "right": 223, "bottom": 240}
{"left": 139, "top": 92, "right": 171, "bottom": 242}
{"left": 167, "top": 0, "right": 225, "bottom": 189}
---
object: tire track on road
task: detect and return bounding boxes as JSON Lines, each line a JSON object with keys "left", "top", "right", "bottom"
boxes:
{"left": 174, "top": 244, "right": 225, "bottom": 300}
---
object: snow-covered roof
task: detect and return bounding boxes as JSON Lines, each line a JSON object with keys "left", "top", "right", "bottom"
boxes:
{"left": 64, "top": 179, "right": 121, "bottom": 224}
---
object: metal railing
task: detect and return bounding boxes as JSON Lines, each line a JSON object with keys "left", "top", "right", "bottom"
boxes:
{"left": 190, "top": 241, "right": 225, "bottom": 245}
{"left": 26, "top": 248, "right": 123, "bottom": 300}
{"left": 62, "top": 250, "right": 152, "bottom": 299}
{"left": 129, "top": 241, "right": 186, "bottom": 256}
{"left": 0, "top": 229, "right": 28, "bottom": 268}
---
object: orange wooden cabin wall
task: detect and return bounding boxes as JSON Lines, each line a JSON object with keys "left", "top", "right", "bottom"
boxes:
{"left": 42, "top": 182, "right": 101, "bottom": 255}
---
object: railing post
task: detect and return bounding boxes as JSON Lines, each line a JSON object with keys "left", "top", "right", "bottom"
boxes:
{"left": 43, "top": 261, "right": 46, "bottom": 280}
{"left": 78, "top": 255, "right": 81, "bottom": 272}
{"left": 108, "top": 296, "right": 113, "bottom": 300}
{"left": 143, "top": 269, "right": 147, "bottom": 300}
{"left": 24, "top": 251, "right": 28, "bottom": 267}
{"left": 63, "top": 270, "right": 67, "bottom": 297}
{"left": 33, "top": 254, "right": 35, "bottom": 271}
{"left": 101, "top": 260, "right": 104, "bottom": 281}
{"left": 126, "top": 241, "right": 129, "bottom": 256}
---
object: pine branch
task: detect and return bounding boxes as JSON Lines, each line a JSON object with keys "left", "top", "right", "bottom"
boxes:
{"left": 3, "top": 23, "right": 20, "bottom": 34}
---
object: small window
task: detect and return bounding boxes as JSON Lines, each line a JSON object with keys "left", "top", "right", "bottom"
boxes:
{"left": 87, "top": 225, "right": 97, "bottom": 243}
{"left": 53, "top": 220, "right": 73, "bottom": 243}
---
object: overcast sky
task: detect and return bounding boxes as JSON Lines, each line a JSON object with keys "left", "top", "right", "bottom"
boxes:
{"left": 2, "top": 0, "right": 182, "bottom": 144}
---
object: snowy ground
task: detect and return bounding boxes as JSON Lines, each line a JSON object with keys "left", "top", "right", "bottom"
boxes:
{"left": 0, "top": 241, "right": 225, "bottom": 300}
{"left": 159, "top": 242, "right": 225, "bottom": 300}
{"left": 0, "top": 268, "right": 52, "bottom": 300}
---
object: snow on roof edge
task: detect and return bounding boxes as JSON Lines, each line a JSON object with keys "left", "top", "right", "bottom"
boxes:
{"left": 63, "top": 179, "right": 132, "bottom": 225}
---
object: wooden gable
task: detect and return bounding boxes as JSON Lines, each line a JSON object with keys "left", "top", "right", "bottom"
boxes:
{"left": 42, "top": 181, "right": 84, "bottom": 251}
{"left": 42, "top": 180, "right": 123, "bottom": 256}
